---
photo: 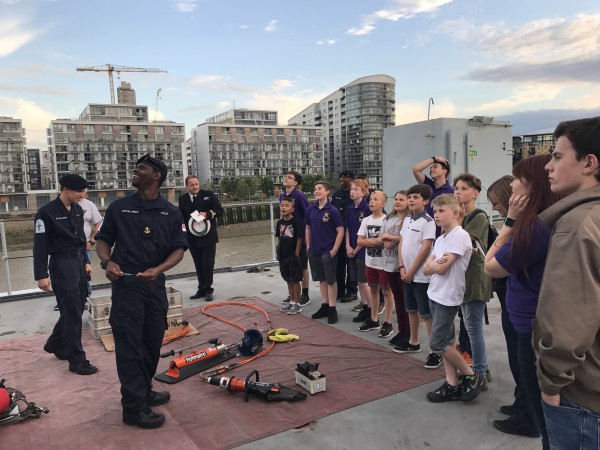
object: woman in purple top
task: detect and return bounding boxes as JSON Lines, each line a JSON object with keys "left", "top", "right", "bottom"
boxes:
{"left": 485, "top": 154, "right": 561, "bottom": 450}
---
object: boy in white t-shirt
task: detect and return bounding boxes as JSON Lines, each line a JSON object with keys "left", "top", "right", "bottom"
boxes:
{"left": 357, "top": 191, "right": 395, "bottom": 336}
{"left": 423, "top": 194, "right": 484, "bottom": 403}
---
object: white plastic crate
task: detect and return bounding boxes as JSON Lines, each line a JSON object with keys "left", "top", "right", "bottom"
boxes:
{"left": 87, "top": 287, "right": 183, "bottom": 339}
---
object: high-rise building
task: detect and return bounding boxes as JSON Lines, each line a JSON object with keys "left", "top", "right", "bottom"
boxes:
{"left": 26, "top": 148, "right": 43, "bottom": 190}
{"left": 190, "top": 109, "right": 323, "bottom": 187}
{"left": 288, "top": 74, "right": 395, "bottom": 188}
{"left": 512, "top": 133, "right": 555, "bottom": 163}
{"left": 47, "top": 92, "right": 186, "bottom": 205}
{"left": 0, "top": 117, "right": 28, "bottom": 211}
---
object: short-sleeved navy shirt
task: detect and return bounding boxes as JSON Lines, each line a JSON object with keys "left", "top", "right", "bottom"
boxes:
{"left": 96, "top": 192, "right": 188, "bottom": 274}
{"left": 306, "top": 201, "right": 344, "bottom": 255}
{"left": 345, "top": 198, "right": 371, "bottom": 259}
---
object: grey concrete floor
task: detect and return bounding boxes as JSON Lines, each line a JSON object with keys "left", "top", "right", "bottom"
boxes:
{"left": 0, "top": 267, "right": 540, "bottom": 450}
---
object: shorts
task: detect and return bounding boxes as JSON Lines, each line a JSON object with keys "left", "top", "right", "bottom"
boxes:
{"left": 279, "top": 255, "right": 303, "bottom": 283}
{"left": 428, "top": 300, "right": 458, "bottom": 353}
{"left": 347, "top": 257, "right": 367, "bottom": 284}
{"left": 308, "top": 252, "right": 338, "bottom": 284}
{"left": 365, "top": 266, "right": 390, "bottom": 289}
{"left": 403, "top": 282, "right": 431, "bottom": 318}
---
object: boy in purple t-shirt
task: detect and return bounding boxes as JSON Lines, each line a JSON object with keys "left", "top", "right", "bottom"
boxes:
{"left": 306, "top": 181, "right": 345, "bottom": 324}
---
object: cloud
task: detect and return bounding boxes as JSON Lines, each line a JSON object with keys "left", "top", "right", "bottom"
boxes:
{"left": 316, "top": 39, "right": 338, "bottom": 46}
{"left": 439, "top": 14, "right": 600, "bottom": 84}
{"left": 271, "top": 79, "right": 294, "bottom": 90}
{"left": 190, "top": 75, "right": 225, "bottom": 85}
{"left": 466, "top": 56, "right": 600, "bottom": 84}
{"left": 178, "top": 101, "right": 230, "bottom": 113}
{"left": 468, "top": 84, "right": 563, "bottom": 112}
{"left": 394, "top": 98, "right": 457, "bottom": 125}
{"left": 240, "top": 25, "right": 249, "bottom": 30}
{"left": 0, "top": 82, "right": 78, "bottom": 96}
{"left": 173, "top": 0, "right": 198, "bottom": 12}
{"left": 0, "top": 97, "right": 56, "bottom": 149}
{"left": 497, "top": 108, "right": 600, "bottom": 136}
{"left": 0, "top": 17, "right": 38, "bottom": 57}
{"left": 264, "top": 19, "right": 278, "bottom": 32}
{"left": 346, "top": 0, "right": 452, "bottom": 36}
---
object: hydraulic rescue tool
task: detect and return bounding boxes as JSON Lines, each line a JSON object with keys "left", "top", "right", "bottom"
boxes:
{"left": 154, "top": 338, "right": 236, "bottom": 384}
{"left": 207, "top": 370, "right": 307, "bottom": 402}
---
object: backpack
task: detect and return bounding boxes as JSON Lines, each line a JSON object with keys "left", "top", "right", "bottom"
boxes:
{"left": 464, "top": 209, "right": 498, "bottom": 254}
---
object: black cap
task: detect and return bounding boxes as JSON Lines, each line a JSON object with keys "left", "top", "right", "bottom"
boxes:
{"left": 136, "top": 154, "right": 168, "bottom": 179}
{"left": 338, "top": 169, "right": 356, "bottom": 179}
{"left": 59, "top": 174, "right": 88, "bottom": 190}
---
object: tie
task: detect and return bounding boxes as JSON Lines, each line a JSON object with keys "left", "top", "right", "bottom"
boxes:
{"left": 192, "top": 195, "right": 196, "bottom": 202}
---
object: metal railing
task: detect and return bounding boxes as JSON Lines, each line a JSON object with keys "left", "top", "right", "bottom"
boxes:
{"left": 0, "top": 202, "right": 280, "bottom": 299}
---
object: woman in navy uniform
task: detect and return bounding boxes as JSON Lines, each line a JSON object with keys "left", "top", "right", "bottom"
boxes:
{"left": 33, "top": 173, "right": 97, "bottom": 375}
{"left": 178, "top": 175, "right": 223, "bottom": 301}
{"left": 96, "top": 155, "right": 187, "bottom": 429}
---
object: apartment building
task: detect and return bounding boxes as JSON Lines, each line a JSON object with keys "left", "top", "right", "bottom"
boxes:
{"left": 288, "top": 74, "right": 395, "bottom": 188}
{"left": 0, "top": 117, "right": 28, "bottom": 211}
{"left": 512, "top": 133, "right": 555, "bottom": 163}
{"left": 47, "top": 101, "right": 185, "bottom": 204}
{"left": 190, "top": 109, "right": 323, "bottom": 187}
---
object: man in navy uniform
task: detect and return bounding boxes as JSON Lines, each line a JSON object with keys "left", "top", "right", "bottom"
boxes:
{"left": 34, "top": 173, "right": 97, "bottom": 375}
{"left": 178, "top": 175, "right": 223, "bottom": 301}
{"left": 96, "top": 154, "right": 187, "bottom": 429}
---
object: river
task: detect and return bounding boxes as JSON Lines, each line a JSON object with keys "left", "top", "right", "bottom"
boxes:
{"left": 0, "top": 222, "right": 275, "bottom": 294}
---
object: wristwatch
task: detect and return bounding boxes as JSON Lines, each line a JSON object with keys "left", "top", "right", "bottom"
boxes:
{"left": 504, "top": 217, "right": 516, "bottom": 228}
{"left": 100, "top": 259, "right": 111, "bottom": 270}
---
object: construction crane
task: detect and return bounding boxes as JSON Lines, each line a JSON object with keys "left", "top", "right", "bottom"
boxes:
{"left": 76, "top": 64, "right": 168, "bottom": 104}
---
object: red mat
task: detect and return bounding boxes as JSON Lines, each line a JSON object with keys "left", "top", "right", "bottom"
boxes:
{"left": 0, "top": 297, "right": 442, "bottom": 449}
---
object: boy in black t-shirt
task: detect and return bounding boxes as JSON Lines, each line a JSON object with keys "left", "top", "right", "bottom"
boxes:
{"left": 276, "top": 197, "right": 304, "bottom": 315}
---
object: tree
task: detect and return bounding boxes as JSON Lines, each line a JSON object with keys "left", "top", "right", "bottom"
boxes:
{"left": 260, "top": 176, "right": 274, "bottom": 196}
{"left": 235, "top": 178, "right": 250, "bottom": 200}
{"left": 300, "top": 173, "right": 325, "bottom": 195}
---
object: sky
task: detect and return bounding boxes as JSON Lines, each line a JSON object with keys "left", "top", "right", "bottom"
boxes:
{"left": 2, "top": 0, "right": 600, "bottom": 150}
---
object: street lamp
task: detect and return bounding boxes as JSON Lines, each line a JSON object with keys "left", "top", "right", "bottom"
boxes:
{"left": 427, "top": 98, "right": 434, "bottom": 120}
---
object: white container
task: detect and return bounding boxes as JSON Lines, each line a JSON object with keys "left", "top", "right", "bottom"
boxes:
{"left": 295, "top": 370, "right": 326, "bottom": 395}
{"left": 87, "top": 287, "right": 183, "bottom": 339}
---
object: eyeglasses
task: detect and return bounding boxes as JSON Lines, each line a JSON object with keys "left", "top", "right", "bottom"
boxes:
{"left": 283, "top": 175, "right": 296, "bottom": 181}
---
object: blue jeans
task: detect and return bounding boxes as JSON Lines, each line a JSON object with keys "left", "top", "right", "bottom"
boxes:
{"left": 85, "top": 248, "right": 93, "bottom": 297}
{"left": 517, "top": 331, "right": 549, "bottom": 449}
{"left": 542, "top": 397, "right": 600, "bottom": 450}
{"left": 461, "top": 300, "right": 488, "bottom": 375}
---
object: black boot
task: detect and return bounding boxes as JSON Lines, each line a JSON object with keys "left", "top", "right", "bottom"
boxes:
{"left": 311, "top": 303, "right": 329, "bottom": 319}
{"left": 352, "top": 305, "right": 370, "bottom": 323}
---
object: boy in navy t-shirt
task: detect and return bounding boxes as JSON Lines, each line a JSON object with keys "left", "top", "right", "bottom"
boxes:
{"left": 276, "top": 196, "right": 305, "bottom": 315}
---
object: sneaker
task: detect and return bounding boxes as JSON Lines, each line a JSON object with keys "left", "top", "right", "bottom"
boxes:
{"left": 352, "top": 306, "right": 370, "bottom": 323}
{"left": 480, "top": 377, "right": 488, "bottom": 392}
{"left": 299, "top": 294, "right": 311, "bottom": 306}
{"left": 392, "top": 341, "right": 421, "bottom": 353}
{"left": 311, "top": 304, "right": 329, "bottom": 320}
{"left": 486, "top": 369, "right": 492, "bottom": 383}
{"left": 359, "top": 319, "right": 380, "bottom": 332}
{"left": 460, "top": 350, "right": 473, "bottom": 365}
{"left": 388, "top": 334, "right": 407, "bottom": 346}
{"left": 424, "top": 352, "right": 443, "bottom": 369}
{"left": 280, "top": 303, "right": 294, "bottom": 313}
{"left": 53, "top": 304, "right": 60, "bottom": 311}
{"left": 499, "top": 405, "right": 515, "bottom": 416}
{"left": 379, "top": 322, "right": 393, "bottom": 338}
{"left": 327, "top": 307, "right": 338, "bottom": 324}
{"left": 459, "top": 372, "right": 483, "bottom": 402}
{"left": 286, "top": 303, "right": 302, "bottom": 315}
{"left": 340, "top": 292, "right": 357, "bottom": 303}
{"left": 426, "top": 381, "right": 461, "bottom": 403}
{"left": 351, "top": 301, "right": 363, "bottom": 312}
{"left": 377, "top": 303, "right": 385, "bottom": 315}
{"left": 281, "top": 296, "right": 291, "bottom": 305}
